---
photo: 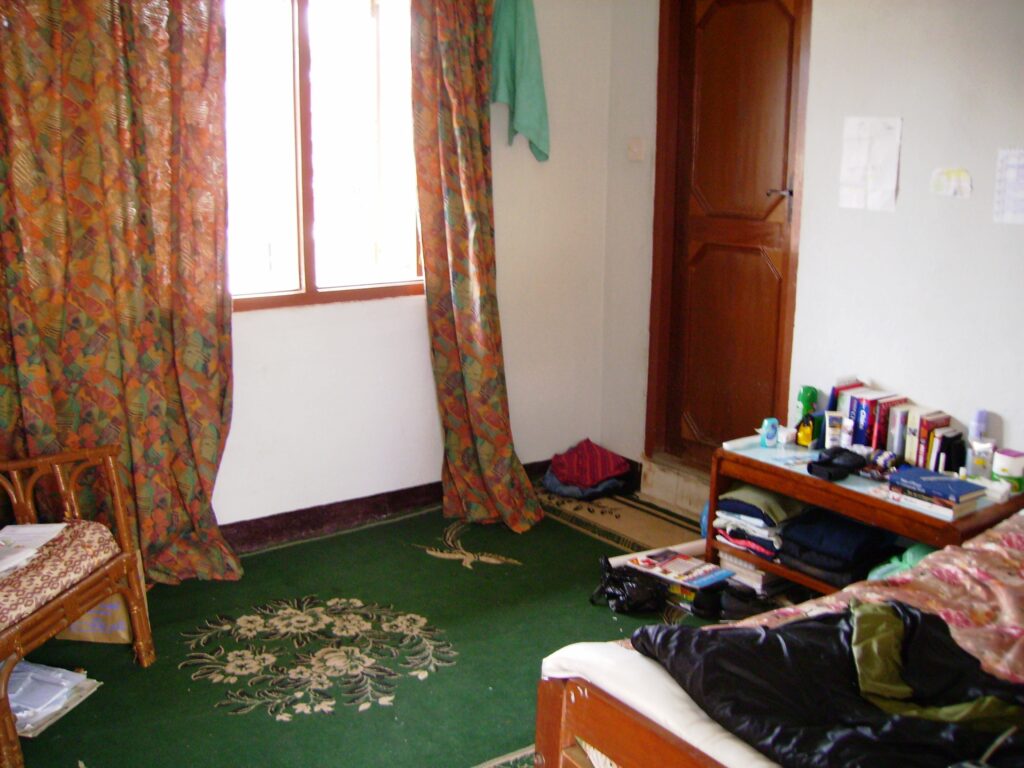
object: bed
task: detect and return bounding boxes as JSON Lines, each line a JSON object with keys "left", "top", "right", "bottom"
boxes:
{"left": 536, "top": 512, "right": 1024, "bottom": 768}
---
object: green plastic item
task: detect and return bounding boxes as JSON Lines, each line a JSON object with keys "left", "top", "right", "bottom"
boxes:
{"left": 868, "top": 542, "right": 937, "bottom": 580}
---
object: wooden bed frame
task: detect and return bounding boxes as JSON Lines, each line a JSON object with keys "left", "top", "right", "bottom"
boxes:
{"left": 0, "top": 447, "right": 155, "bottom": 768}
{"left": 535, "top": 677, "right": 726, "bottom": 768}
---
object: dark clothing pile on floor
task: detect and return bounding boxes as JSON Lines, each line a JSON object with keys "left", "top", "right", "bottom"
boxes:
{"left": 541, "top": 438, "right": 631, "bottom": 500}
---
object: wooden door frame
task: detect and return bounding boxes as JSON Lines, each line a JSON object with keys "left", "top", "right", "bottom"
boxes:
{"left": 645, "top": 0, "right": 812, "bottom": 465}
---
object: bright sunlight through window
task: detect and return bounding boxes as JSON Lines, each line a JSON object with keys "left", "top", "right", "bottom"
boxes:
{"left": 225, "top": 0, "right": 419, "bottom": 302}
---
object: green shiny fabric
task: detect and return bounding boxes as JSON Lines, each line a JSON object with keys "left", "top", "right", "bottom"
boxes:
{"left": 851, "top": 601, "right": 1023, "bottom": 731}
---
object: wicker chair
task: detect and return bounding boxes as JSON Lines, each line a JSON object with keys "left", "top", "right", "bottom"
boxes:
{"left": 0, "top": 447, "right": 155, "bottom": 768}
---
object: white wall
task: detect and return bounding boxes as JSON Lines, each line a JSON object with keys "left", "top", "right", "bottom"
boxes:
{"left": 213, "top": 298, "right": 442, "bottom": 523}
{"left": 214, "top": 0, "right": 1024, "bottom": 525}
{"left": 493, "top": 0, "right": 614, "bottom": 463}
{"left": 789, "top": 0, "right": 1024, "bottom": 447}
{"left": 215, "top": 0, "right": 664, "bottom": 524}
{"left": 600, "top": 1, "right": 660, "bottom": 461}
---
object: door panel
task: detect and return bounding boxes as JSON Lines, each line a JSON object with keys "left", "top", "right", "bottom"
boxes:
{"left": 680, "top": 244, "right": 782, "bottom": 445}
{"left": 692, "top": 0, "right": 793, "bottom": 219}
{"left": 646, "top": 0, "right": 810, "bottom": 467}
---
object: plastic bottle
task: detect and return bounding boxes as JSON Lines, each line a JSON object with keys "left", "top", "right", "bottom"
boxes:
{"left": 965, "top": 409, "right": 995, "bottom": 479}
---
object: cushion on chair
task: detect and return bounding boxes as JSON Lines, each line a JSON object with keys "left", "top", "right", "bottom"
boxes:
{"left": 0, "top": 521, "right": 121, "bottom": 631}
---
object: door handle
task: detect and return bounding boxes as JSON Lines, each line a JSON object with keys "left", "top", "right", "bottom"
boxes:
{"left": 766, "top": 188, "right": 793, "bottom": 197}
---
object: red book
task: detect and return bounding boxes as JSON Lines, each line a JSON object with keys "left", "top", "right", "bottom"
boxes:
{"left": 916, "top": 412, "right": 951, "bottom": 467}
{"left": 871, "top": 395, "right": 909, "bottom": 449}
{"left": 827, "top": 379, "right": 865, "bottom": 411}
{"left": 851, "top": 389, "right": 893, "bottom": 445}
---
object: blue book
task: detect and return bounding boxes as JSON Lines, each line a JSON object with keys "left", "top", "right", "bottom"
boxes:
{"left": 888, "top": 467, "right": 985, "bottom": 504}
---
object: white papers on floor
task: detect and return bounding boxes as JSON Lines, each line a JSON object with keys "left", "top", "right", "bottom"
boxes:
{"left": 0, "top": 524, "right": 67, "bottom": 575}
{"left": 8, "top": 661, "right": 101, "bottom": 737}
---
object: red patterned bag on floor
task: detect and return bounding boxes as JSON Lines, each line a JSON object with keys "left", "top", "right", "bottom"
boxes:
{"left": 550, "top": 439, "right": 630, "bottom": 489}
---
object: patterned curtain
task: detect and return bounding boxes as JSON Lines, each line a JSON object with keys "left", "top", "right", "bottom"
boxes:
{"left": 411, "top": 0, "right": 542, "bottom": 532}
{"left": 0, "top": 0, "right": 242, "bottom": 584}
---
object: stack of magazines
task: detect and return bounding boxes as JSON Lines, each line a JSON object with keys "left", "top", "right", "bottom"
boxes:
{"left": 9, "top": 661, "right": 101, "bottom": 737}
{"left": 608, "top": 544, "right": 733, "bottom": 590}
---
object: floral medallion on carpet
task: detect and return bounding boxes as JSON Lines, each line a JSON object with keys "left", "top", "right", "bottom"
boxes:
{"left": 179, "top": 595, "right": 456, "bottom": 720}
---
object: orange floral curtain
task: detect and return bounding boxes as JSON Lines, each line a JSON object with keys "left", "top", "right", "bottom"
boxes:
{"left": 0, "top": 0, "right": 242, "bottom": 583}
{"left": 411, "top": 0, "right": 542, "bottom": 532}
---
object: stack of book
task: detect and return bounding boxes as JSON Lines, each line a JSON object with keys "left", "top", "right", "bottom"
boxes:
{"left": 609, "top": 544, "right": 733, "bottom": 618}
{"left": 609, "top": 544, "right": 733, "bottom": 590}
{"left": 718, "top": 551, "right": 787, "bottom": 596}
{"left": 883, "top": 467, "right": 985, "bottom": 520}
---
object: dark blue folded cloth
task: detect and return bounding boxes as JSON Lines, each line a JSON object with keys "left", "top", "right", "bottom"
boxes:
{"left": 541, "top": 468, "right": 624, "bottom": 500}
{"left": 717, "top": 498, "right": 774, "bottom": 527}
{"left": 781, "top": 507, "right": 896, "bottom": 567}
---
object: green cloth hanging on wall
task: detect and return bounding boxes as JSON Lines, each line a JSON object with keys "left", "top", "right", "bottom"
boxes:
{"left": 491, "top": 0, "right": 550, "bottom": 161}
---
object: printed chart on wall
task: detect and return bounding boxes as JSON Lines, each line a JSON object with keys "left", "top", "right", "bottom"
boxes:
{"left": 838, "top": 116, "right": 902, "bottom": 212}
{"left": 994, "top": 148, "right": 1024, "bottom": 225}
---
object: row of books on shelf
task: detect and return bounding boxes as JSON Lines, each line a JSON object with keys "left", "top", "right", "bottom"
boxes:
{"left": 831, "top": 382, "right": 965, "bottom": 473}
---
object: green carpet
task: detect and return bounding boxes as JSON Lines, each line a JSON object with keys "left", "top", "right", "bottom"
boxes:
{"left": 23, "top": 510, "right": 649, "bottom": 768}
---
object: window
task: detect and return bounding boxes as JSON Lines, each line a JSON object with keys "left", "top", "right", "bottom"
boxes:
{"left": 225, "top": 0, "right": 421, "bottom": 310}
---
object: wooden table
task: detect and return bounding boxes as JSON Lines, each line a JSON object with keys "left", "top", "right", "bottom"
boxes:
{"left": 705, "top": 445, "right": 1024, "bottom": 594}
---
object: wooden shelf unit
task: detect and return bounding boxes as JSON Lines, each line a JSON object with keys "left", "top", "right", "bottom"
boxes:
{"left": 705, "top": 446, "right": 1024, "bottom": 594}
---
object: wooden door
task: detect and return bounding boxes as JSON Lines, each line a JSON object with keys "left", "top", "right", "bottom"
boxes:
{"left": 646, "top": 0, "right": 811, "bottom": 467}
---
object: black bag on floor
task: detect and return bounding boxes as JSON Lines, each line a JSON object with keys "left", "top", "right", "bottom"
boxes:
{"left": 590, "top": 556, "right": 666, "bottom": 613}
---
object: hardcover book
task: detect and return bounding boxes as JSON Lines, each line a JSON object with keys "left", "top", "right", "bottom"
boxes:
{"left": 872, "top": 395, "right": 909, "bottom": 449}
{"left": 869, "top": 485, "right": 979, "bottom": 521}
{"left": 852, "top": 390, "right": 895, "bottom": 446}
{"left": 886, "top": 404, "right": 911, "bottom": 456}
{"left": 903, "top": 406, "right": 930, "bottom": 466}
{"left": 915, "top": 411, "right": 950, "bottom": 467}
{"left": 889, "top": 466, "right": 985, "bottom": 503}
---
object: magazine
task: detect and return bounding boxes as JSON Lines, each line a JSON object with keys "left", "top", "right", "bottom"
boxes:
{"left": 609, "top": 544, "right": 733, "bottom": 589}
{"left": 0, "top": 524, "right": 67, "bottom": 575}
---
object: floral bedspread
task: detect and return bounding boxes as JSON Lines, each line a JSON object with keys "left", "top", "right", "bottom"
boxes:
{"left": 727, "top": 512, "right": 1024, "bottom": 684}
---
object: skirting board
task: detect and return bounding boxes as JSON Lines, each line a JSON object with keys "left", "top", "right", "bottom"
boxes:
{"left": 220, "top": 458, "right": 642, "bottom": 554}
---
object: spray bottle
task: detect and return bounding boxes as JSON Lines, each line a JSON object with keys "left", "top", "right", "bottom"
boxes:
{"left": 795, "top": 386, "right": 818, "bottom": 447}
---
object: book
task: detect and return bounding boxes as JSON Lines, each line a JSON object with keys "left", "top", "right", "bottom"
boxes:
{"left": 890, "top": 485, "right": 979, "bottom": 514}
{"left": 872, "top": 395, "right": 909, "bottom": 449}
{"left": 903, "top": 406, "right": 928, "bottom": 466}
{"left": 827, "top": 379, "right": 865, "bottom": 411}
{"left": 838, "top": 386, "right": 874, "bottom": 422}
{"left": 927, "top": 427, "right": 961, "bottom": 471}
{"left": 610, "top": 545, "right": 733, "bottom": 590}
{"left": 938, "top": 433, "right": 967, "bottom": 475}
{"left": 870, "top": 485, "right": 978, "bottom": 521}
{"left": 916, "top": 412, "right": 951, "bottom": 467}
{"left": 889, "top": 466, "right": 985, "bottom": 504}
{"left": 718, "top": 552, "right": 784, "bottom": 594}
{"left": 886, "top": 404, "right": 911, "bottom": 456}
{"left": 852, "top": 390, "right": 895, "bottom": 445}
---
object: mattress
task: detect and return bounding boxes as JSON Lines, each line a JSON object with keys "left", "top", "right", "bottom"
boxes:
{"left": 541, "top": 640, "right": 778, "bottom": 768}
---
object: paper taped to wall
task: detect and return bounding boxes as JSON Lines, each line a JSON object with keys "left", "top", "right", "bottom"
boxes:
{"left": 838, "top": 116, "right": 902, "bottom": 212}
{"left": 994, "top": 148, "right": 1024, "bottom": 225}
{"left": 930, "top": 168, "right": 972, "bottom": 198}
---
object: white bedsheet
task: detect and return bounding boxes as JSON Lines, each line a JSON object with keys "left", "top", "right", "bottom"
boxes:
{"left": 541, "top": 641, "right": 778, "bottom": 768}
